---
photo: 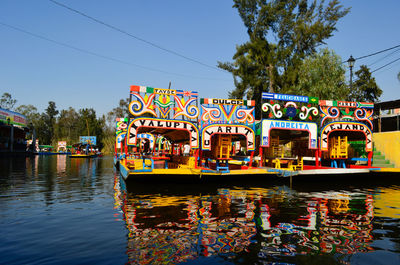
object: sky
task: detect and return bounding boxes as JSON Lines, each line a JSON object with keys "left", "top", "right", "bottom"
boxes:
{"left": 1, "top": 0, "right": 399, "bottom": 117}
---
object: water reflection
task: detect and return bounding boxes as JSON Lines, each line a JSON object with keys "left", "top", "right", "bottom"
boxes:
{"left": 113, "top": 177, "right": 383, "bottom": 264}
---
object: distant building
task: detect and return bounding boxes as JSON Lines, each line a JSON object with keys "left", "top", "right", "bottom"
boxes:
{"left": 374, "top": 99, "right": 400, "bottom": 132}
{"left": 0, "top": 108, "right": 29, "bottom": 153}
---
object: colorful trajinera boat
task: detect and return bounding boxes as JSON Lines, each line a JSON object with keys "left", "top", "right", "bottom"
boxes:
{"left": 116, "top": 84, "right": 397, "bottom": 180}
{"left": 70, "top": 136, "right": 98, "bottom": 158}
{"left": 259, "top": 92, "right": 375, "bottom": 175}
{"left": 118, "top": 85, "right": 272, "bottom": 179}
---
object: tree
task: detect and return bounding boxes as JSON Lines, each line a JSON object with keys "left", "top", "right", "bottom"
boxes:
{"left": 106, "top": 98, "right": 130, "bottom": 127}
{"left": 0, "top": 92, "right": 17, "bottom": 110}
{"left": 15, "top": 104, "right": 41, "bottom": 125}
{"left": 297, "top": 48, "right": 349, "bottom": 99}
{"left": 78, "top": 108, "right": 105, "bottom": 149}
{"left": 218, "top": 0, "right": 350, "bottom": 118}
{"left": 39, "top": 101, "right": 59, "bottom": 144}
{"left": 349, "top": 65, "right": 382, "bottom": 102}
{"left": 54, "top": 107, "right": 79, "bottom": 143}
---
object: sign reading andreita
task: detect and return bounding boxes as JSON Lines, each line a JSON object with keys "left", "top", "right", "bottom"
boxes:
{"left": 201, "top": 124, "right": 255, "bottom": 151}
{"left": 127, "top": 118, "right": 199, "bottom": 149}
{"left": 320, "top": 122, "right": 372, "bottom": 152}
{"left": 261, "top": 119, "right": 318, "bottom": 149}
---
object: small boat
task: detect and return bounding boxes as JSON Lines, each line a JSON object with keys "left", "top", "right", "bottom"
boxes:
{"left": 69, "top": 143, "right": 98, "bottom": 158}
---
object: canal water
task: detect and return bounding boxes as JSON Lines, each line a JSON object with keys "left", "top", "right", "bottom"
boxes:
{"left": 1, "top": 156, "right": 400, "bottom": 265}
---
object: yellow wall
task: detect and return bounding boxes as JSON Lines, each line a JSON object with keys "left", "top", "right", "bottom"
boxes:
{"left": 373, "top": 132, "right": 400, "bottom": 167}
{"left": 373, "top": 188, "right": 400, "bottom": 219}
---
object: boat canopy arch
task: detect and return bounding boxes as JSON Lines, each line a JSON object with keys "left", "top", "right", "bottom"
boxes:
{"left": 320, "top": 121, "right": 372, "bottom": 152}
{"left": 201, "top": 124, "right": 255, "bottom": 151}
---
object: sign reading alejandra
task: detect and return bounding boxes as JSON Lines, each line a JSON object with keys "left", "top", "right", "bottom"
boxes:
{"left": 320, "top": 122, "right": 372, "bottom": 152}
{"left": 127, "top": 118, "right": 199, "bottom": 149}
{"left": 201, "top": 124, "right": 255, "bottom": 151}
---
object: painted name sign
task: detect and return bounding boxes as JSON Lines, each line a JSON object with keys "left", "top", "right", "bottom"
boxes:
{"left": 320, "top": 122, "right": 372, "bottom": 152}
{"left": 127, "top": 118, "right": 199, "bottom": 149}
{"left": 154, "top": 88, "right": 176, "bottom": 95}
{"left": 262, "top": 92, "right": 309, "bottom": 103}
{"left": 211, "top": 98, "right": 243, "bottom": 105}
{"left": 261, "top": 119, "right": 318, "bottom": 149}
{"left": 201, "top": 124, "right": 255, "bottom": 151}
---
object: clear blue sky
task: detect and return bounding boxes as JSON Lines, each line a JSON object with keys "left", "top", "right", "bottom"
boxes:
{"left": 1, "top": 0, "right": 399, "bottom": 116}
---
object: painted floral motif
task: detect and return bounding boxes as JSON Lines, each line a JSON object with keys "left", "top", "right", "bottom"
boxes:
{"left": 173, "top": 96, "right": 199, "bottom": 119}
{"left": 355, "top": 108, "right": 374, "bottom": 129}
{"left": 201, "top": 105, "right": 222, "bottom": 122}
{"left": 236, "top": 107, "right": 255, "bottom": 123}
{"left": 319, "top": 106, "right": 340, "bottom": 127}
{"left": 129, "top": 93, "right": 157, "bottom": 117}
{"left": 262, "top": 102, "right": 283, "bottom": 118}
{"left": 299, "top": 105, "right": 319, "bottom": 121}
{"left": 319, "top": 105, "right": 374, "bottom": 129}
{"left": 263, "top": 101, "right": 318, "bottom": 121}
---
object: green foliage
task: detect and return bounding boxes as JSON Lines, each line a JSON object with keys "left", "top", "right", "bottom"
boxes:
{"left": 103, "top": 97, "right": 130, "bottom": 154}
{"left": 219, "top": 0, "right": 350, "bottom": 118}
{"left": 0, "top": 92, "right": 17, "bottom": 110}
{"left": 106, "top": 98, "right": 130, "bottom": 127}
{"left": 349, "top": 65, "right": 382, "bottom": 102}
{"left": 297, "top": 48, "right": 349, "bottom": 99}
{"left": 54, "top": 107, "right": 80, "bottom": 144}
{"left": 38, "top": 101, "right": 59, "bottom": 145}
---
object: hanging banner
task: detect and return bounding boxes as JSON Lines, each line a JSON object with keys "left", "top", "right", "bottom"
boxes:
{"left": 127, "top": 118, "right": 199, "bottom": 149}
{"left": 320, "top": 122, "right": 372, "bottom": 152}
{"left": 261, "top": 119, "right": 318, "bottom": 149}
{"left": 201, "top": 124, "right": 255, "bottom": 151}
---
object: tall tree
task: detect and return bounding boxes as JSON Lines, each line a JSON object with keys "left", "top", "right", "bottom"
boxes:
{"left": 40, "top": 101, "right": 59, "bottom": 144}
{"left": 54, "top": 107, "right": 79, "bottom": 143}
{"left": 78, "top": 108, "right": 105, "bottom": 149}
{"left": 106, "top": 98, "right": 130, "bottom": 127}
{"left": 349, "top": 65, "right": 382, "bottom": 102}
{"left": 219, "top": 0, "right": 350, "bottom": 118}
{"left": 15, "top": 104, "right": 41, "bottom": 125}
{"left": 297, "top": 48, "right": 349, "bottom": 99}
{"left": 0, "top": 92, "right": 17, "bottom": 110}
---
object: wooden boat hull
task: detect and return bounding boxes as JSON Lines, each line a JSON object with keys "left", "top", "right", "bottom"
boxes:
{"left": 118, "top": 159, "right": 275, "bottom": 180}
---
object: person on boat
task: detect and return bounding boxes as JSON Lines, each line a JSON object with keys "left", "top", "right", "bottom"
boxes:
{"left": 183, "top": 143, "right": 191, "bottom": 156}
{"left": 140, "top": 139, "right": 151, "bottom": 163}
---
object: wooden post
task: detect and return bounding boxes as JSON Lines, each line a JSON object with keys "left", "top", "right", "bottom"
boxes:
{"left": 249, "top": 151, "right": 254, "bottom": 168}
{"left": 368, "top": 151, "right": 373, "bottom": 167}
{"left": 259, "top": 146, "right": 263, "bottom": 167}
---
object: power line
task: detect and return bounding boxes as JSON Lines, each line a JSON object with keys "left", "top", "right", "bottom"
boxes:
{"left": 355, "top": 44, "right": 400, "bottom": 61}
{"left": 371, "top": 56, "right": 400, "bottom": 73}
{"left": 342, "top": 43, "right": 400, "bottom": 64}
{"left": 368, "top": 47, "right": 400, "bottom": 67}
{"left": 0, "top": 21, "right": 230, "bottom": 81}
{"left": 49, "top": 0, "right": 225, "bottom": 72}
